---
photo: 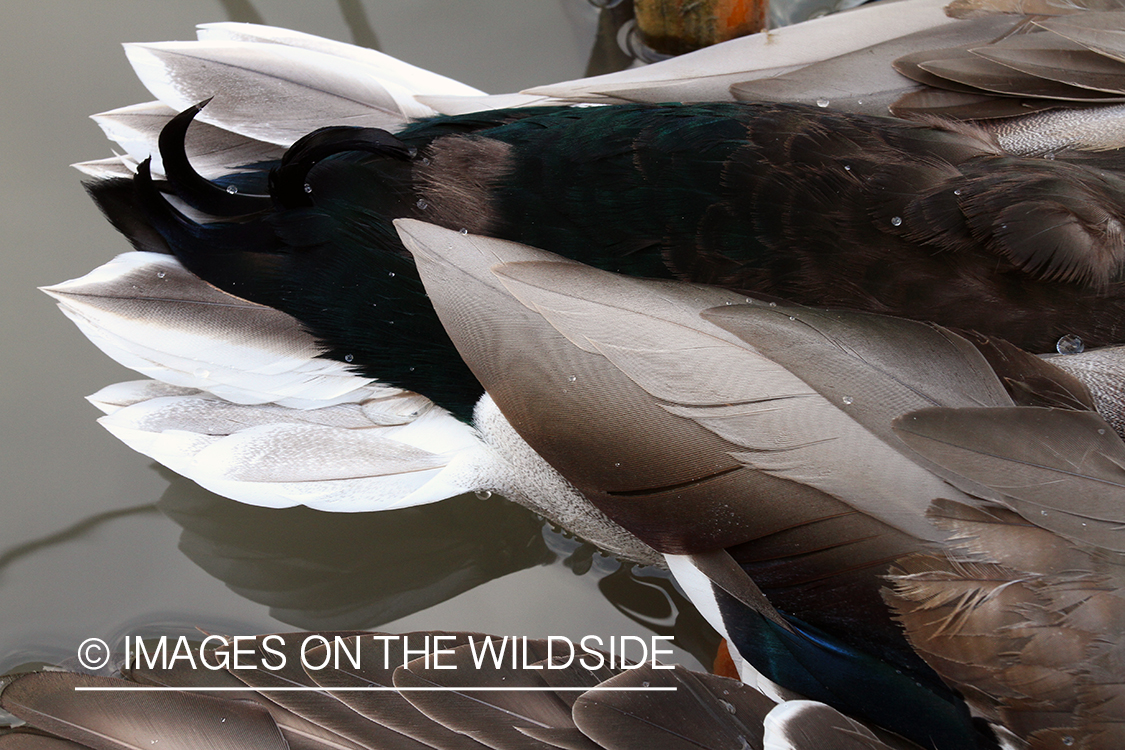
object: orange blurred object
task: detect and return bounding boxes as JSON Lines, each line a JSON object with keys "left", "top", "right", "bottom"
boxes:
{"left": 713, "top": 638, "right": 741, "bottom": 680}
{"left": 634, "top": 0, "right": 767, "bottom": 55}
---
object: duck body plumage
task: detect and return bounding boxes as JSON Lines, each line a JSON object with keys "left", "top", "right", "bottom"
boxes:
{"left": 400, "top": 219, "right": 1125, "bottom": 750}
{"left": 117, "top": 99, "right": 1125, "bottom": 425}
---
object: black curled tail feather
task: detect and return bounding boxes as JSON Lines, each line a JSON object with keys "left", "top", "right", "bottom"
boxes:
{"left": 158, "top": 101, "right": 272, "bottom": 217}
{"left": 125, "top": 104, "right": 484, "bottom": 422}
{"left": 271, "top": 126, "right": 417, "bottom": 209}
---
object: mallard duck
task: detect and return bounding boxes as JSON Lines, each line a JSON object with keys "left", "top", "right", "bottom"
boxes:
{"left": 48, "top": 3, "right": 1125, "bottom": 528}
{"left": 0, "top": 628, "right": 950, "bottom": 750}
{"left": 41, "top": 7, "right": 1125, "bottom": 746}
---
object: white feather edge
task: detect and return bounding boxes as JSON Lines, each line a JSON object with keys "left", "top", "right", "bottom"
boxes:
{"left": 664, "top": 554, "right": 793, "bottom": 702}
{"left": 89, "top": 101, "right": 284, "bottom": 179}
{"left": 41, "top": 252, "right": 387, "bottom": 408}
{"left": 195, "top": 22, "right": 485, "bottom": 99}
{"left": 85, "top": 378, "right": 664, "bottom": 558}
{"left": 72, "top": 155, "right": 136, "bottom": 180}
{"left": 122, "top": 40, "right": 434, "bottom": 146}
{"left": 47, "top": 253, "right": 656, "bottom": 553}
{"left": 762, "top": 701, "right": 891, "bottom": 750}
{"left": 100, "top": 0, "right": 955, "bottom": 146}
{"left": 92, "top": 381, "right": 489, "bottom": 511}
{"left": 89, "top": 101, "right": 175, "bottom": 174}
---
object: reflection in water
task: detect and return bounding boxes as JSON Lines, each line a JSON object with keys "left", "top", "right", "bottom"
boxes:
{"left": 585, "top": 0, "right": 636, "bottom": 76}
{"left": 0, "top": 503, "right": 160, "bottom": 581}
{"left": 214, "top": 0, "right": 382, "bottom": 51}
{"left": 598, "top": 564, "right": 721, "bottom": 669}
{"left": 336, "top": 0, "right": 381, "bottom": 51}
{"left": 156, "top": 471, "right": 553, "bottom": 629}
{"left": 214, "top": 0, "right": 264, "bottom": 25}
{"left": 156, "top": 470, "right": 720, "bottom": 667}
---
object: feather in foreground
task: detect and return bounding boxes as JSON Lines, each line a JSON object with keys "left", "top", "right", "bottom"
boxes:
{"left": 0, "top": 630, "right": 922, "bottom": 750}
{"left": 398, "top": 219, "right": 1125, "bottom": 750}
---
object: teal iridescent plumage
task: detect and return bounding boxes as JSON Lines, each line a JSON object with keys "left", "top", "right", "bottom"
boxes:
{"left": 119, "top": 99, "right": 1125, "bottom": 425}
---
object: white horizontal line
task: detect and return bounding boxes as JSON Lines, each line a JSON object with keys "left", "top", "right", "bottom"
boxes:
{"left": 74, "top": 686, "right": 676, "bottom": 692}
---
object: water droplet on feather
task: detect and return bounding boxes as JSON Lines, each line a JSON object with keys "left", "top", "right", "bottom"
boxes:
{"left": 1056, "top": 334, "right": 1084, "bottom": 355}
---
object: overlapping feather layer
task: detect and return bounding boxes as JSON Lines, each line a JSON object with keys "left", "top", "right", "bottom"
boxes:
{"left": 0, "top": 630, "right": 920, "bottom": 750}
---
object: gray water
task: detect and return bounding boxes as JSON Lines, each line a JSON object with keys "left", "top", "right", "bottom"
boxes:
{"left": 0, "top": 0, "right": 715, "bottom": 673}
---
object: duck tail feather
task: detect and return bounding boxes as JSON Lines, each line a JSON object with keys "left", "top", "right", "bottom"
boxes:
{"left": 121, "top": 37, "right": 432, "bottom": 147}
{"left": 41, "top": 252, "right": 378, "bottom": 407}
{"left": 93, "top": 382, "right": 482, "bottom": 512}
{"left": 194, "top": 22, "right": 485, "bottom": 101}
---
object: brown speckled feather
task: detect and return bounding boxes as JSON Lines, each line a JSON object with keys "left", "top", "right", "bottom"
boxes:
{"left": 885, "top": 503, "right": 1125, "bottom": 749}
{"left": 887, "top": 409, "right": 1125, "bottom": 748}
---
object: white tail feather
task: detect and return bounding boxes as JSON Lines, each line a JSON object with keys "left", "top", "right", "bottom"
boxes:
{"left": 123, "top": 40, "right": 440, "bottom": 146}
{"left": 195, "top": 22, "right": 485, "bottom": 99}
{"left": 413, "top": 92, "right": 558, "bottom": 116}
{"left": 94, "top": 384, "right": 486, "bottom": 511}
{"left": 72, "top": 155, "right": 136, "bottom": 180}
{"left": 42, "top": 252, "right": 388, "bottom": 408}
{"left": 762, "top": 701, "right": 898, "bottom": 750}
{"left": 91, "top": 101, "right": 284, "bottom": 178}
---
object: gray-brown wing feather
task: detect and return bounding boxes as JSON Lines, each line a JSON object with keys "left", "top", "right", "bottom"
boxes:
{"left": 0, "top": 672, "right": 289, "bottom": 750}
{"left": 892, "top": 406, "right": 1125, "bottom": 550}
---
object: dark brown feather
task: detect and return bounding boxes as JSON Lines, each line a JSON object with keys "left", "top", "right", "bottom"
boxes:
{"left": 919, "top": 53, "right": 1125, "bottom": 101}
{"left": 395, "top": 640, "right": 615, "bottom": 750}
{"left": 972, "top": 33, "right": 1125, "bottom": 95}
{"left": 306, "top": 634, "right": 494, "bottom": 750}
{"left": 884, "top": 501, "right": 1125, "bottom": 749}
{"left": 1037, "top": 11, "right": 1125, "bottom": 63}
{"left": 0, "top": 732, "right": 91, "bottom": 750}
{"left": 571, "top": 666, "right": 775, "bottom": 750}
{"left": 955, "top": 330, "right": 1096, "bottom": 411}
{"left": 760, "top": 701, "right": 917, "bottom": 750}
